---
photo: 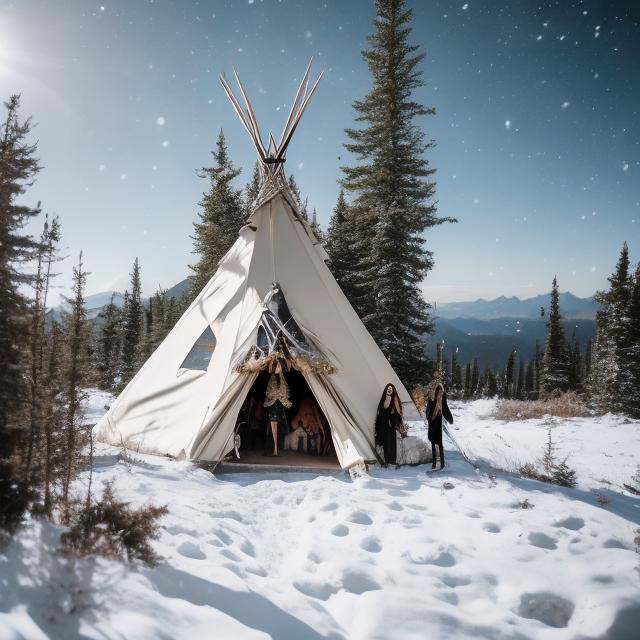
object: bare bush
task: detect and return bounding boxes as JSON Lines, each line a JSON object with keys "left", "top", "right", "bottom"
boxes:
{"left": 495, "top": 392, "right": 590, "bottom": 421}
{"left": 59, "top": 482, "right": 167, "bottom": 566}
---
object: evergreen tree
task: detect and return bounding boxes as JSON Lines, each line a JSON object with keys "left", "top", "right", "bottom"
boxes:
{"left": 483, "top": 364, "right": 497, "bottom": 397}
{"left": 340, "top": 0, "right": 453, "bottom": 388}
{"left": 504, "top": 350, "right": 516, "bottom": 399}
{"left": 470, "top": 358, "right": 480, "bottom": 398}
{"left": 584, "top": 338, "right": 593, "bottom": 380}
{"left": 325, "top": 189, "right": 368, "bottom": 308}
{"left": 61, "top": 253, "right": 91, "bottom": 504}
{"left": 0, "top": 95, "right": 41, "bottom": 537}
{"left": 190, "top": 130, "right": 244, "bottom": 295}
{"left": 516, "top": 357, "right": 525, "bottom": 400}
{"left": 541, "top": 277, "right": 570, "bottom": 394}
{"left": 587, "top": 244, "right": 632, "bottom": 410}
{"left": 618, "top": 262, "right": 640, "bottom": 417}
{"left": 310, "top": 208, "right": 323, "bottom": 243}
{"left": 287, "top": 174, "right": 307, "bottom": 219}
{"left": 120, "top": 258, "right": 143, "bottom": 386}
{"left": 25, "top": 215, "right": 62, "bottom": 490}
{"left": 524, "top": 359, "right": 535, "bottom": 399}
{"left": 533, "top": 339, "right": 542, "bottom": 399}
{"left": 96, "top": 294, "right": 122, "bottom": 389}
{"left": 450, "top": 349, "right": 463, "bottom": 398}
{"left": 244, "top": 161, "right": 261, "bottom": 214}
{"left": 464, "top": 362, "right": 471, "bottom": 399}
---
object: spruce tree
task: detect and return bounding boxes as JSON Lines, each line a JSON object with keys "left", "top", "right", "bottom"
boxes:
{"left": 516, "top": 357, "right": 525, "bottom": 400}
{"left": 287, "top": 174, "right": 307, "bottom": 219}
{"left": 325, "top": 189, "right": 362, "bottom": 304}
{"left": 619, "top": 262, "right": 640, "bottom": 417}
{"left": 524, "top": 360, "right": 535, "bottom": 399}
{"left": 450, "top": 349, "right": 463, "bottom": 398}
{"left": 470, "top": 358, "right": 480, "bottom": 398}
{"left": 120, "top": 258, "right": 143, "bottom": 386}
{"left": 61, "top": 253, "right": 91, "bottom": 505}
{"left": 310, "top": 208, "right": 323, "bottom": 243}
{"left": 0, "top": 95, "right": 41, "bottom": 537}
{"left": 464, "top": 362, "right": 471, "bottom": 399}
{"left": 341, "top": 0, "right": 453, "bottom": 388}
{"left": 244, "top": 161, "right": 261, "bottom": 214}
{"left": 96, "top": 294, "right": 122, "bottom": 389}
{"left": 190, "top": 130, "right": 244, "bottom": 295}
{"left": 541, "top": 277, "right": 570, "bottom": 394}
{"left": 504, "top": 350, "right": 516, "bottom": 399}
{"left": 588, "top": 244, "right": 632, "bottom": 411}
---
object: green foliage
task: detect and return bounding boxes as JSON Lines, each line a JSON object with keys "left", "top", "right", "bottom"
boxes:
{"left": 59, "top": 482, "right": 168, "bottom": 566}
{"left": 190, "top": 130, "right": 244, "bottom": 296}
{"left": 120, "top": 258, "right": 143, "bottom": 386}
{"left": 340, "top": 0, "right": 453, "bottom": 388}
{"left": 541, "top": 277, "right": 570, "bottom": 394}
{"left": 0, "top": 95, "right": 41, "bottom": 538}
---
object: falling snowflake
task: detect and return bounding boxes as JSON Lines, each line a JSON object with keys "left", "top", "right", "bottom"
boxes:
{"left": 162, "top": 140, "right": 169, "bottom": 148}
{"left": 156, "top": 116, "right": 165, "bottom": 126}
{"left": 297, "top": 161, "right": 304, "bottom": 169}
{"left": 99, "top": 164, "right": 106, "bottom": 171}
{"left": 561, "top": 101, "right": 570, "bottom": 109}
{"left": 590, "top": 266, "right": 596, "bottom": 272}
{"left": 505, "top": 120, "right": 511, "bottom": 129}
{"left": 536, "top": 35, "right": 542, "bottom": 41}
{"left": 120, "top": 173, "right": 127, "bottom": 180}
{"left": 462, "top": 3, "right": 469, "bottom": 9}
{"left": 623, "top": 163, "right": 629, "bottom": 172}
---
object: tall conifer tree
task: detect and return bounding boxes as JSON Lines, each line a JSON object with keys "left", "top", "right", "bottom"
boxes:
{"left": 541, "top": 277, "right": 570, "bottom": 393}
{"left": 120, "top": 258, "right": 143, "bottom": 386}
{"left": 190, "top": 130, "right": 244, "bottom": 295}
{"left": 0, "top": 95, "right": 41, "bottom": 536}
{"left": 341, "top": 0, "right": 453, "bottom": 387}
{"left": 618, "top": 262, "right": 640, "bottom": 417}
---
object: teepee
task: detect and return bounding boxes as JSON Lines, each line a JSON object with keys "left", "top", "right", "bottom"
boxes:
{"left": 95, "top": 61, "right": 419, "bottom": 469}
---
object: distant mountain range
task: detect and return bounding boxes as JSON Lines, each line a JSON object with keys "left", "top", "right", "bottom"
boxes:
{"left": 436, "top": 292, "right": 598, "bottom": 320}
{"left": 80, "top": 284, "right": 597, "bottom": 370}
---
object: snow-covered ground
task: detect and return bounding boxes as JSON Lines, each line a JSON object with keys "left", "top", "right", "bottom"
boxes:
{"left": 1, "top": 393, "right": 639, "bottom": 639}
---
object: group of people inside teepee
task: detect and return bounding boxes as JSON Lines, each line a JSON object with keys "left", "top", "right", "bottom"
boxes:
{"left": 237, "top": 363, "right": 453, "bottom": 470}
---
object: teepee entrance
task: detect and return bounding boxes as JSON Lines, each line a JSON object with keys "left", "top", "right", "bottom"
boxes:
{"left": 230, "top": 369, "right": 339, "bottom": 469}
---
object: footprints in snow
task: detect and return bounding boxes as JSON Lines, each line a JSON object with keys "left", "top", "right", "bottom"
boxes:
{"left": 528, "top": 532, "right": 558, "bottom": 550}
{"left": 177, "top": 541, "right": 206, "bottom": 560}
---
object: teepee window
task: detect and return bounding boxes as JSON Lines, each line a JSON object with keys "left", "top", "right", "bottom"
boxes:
{"left": 180, "top": 326, "right": 217, "bottom": 371}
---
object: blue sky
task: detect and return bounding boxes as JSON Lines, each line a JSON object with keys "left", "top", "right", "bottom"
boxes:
{"left": 1, "top": 0, "right": 638, "bottom": 304}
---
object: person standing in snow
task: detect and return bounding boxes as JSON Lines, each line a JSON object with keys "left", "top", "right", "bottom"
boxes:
{"left": 375, "top": 383, "right": 405, "bottom": 466}
{"left": 426, "top": 370, "right": 453, "bottom": 469}
{"left": 263, "top": 359, "right": 292, "bottom": 456}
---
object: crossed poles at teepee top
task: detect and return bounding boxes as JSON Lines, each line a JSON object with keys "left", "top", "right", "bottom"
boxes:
{"left": 219, "top": 59, "right": 324, "bottom": 186}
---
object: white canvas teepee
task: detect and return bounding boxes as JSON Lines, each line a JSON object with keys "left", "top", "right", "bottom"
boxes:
{"left": 95, "top": 61, "right": 419, "bottom": 469}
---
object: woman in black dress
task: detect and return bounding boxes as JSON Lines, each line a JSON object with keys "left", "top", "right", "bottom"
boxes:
{"left": 426, "top": 370, "right": 453, "bottom": 469}
{"left": 375, "top": 383, "right": 404, "bottom": 466}
{"left": 263, "top": 360, "right": 292, "bottom": 455}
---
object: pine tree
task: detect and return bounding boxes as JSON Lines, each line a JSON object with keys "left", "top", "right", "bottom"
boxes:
{"left": 450, "top": 349, "right": 463, "bottom": 398}
{"left": 618, "top": 262, "right": 640, "bottom": 417}
{"left": 533, "top": 340, "right": 542, "bottom": 399}
{"left": 120, "top": 258, "right": 143, "bottom": 386}
{"left": 325, "top": 189, "right": 363, "bottom": 305}
{"left": 340, "top": 0, "right": 453, "bottom": 389}
{"left": 541, "top": 277, "right": 570, "bottom": 394}
{"left": 588, "top": 244, "right": 633, "bottom": 411}
{"left": 504, "top": 350, "right": 516, "bottom": 399}
{"left": 516, "top": 357, "right": 525, "bottom": 400}
{"left": 96, "top": 294, "right": 122, "bottom": 389}
{"left": 244, "top": 161, "right": 261, "bottom": 215}
{"left": 524, "top": 359, "right": 535, "bottom": 399}
{"left": 24, "top": 215, "right": 63, "bottom": 498}
{"left": 464, "top": 362, "right": 471, "bottom": 399}
{"left": 287, "top": 174, "right": 307, "bottom": 219}
{"left": 310, "top": 208, "right": 323, "bottom": 243}
{"left": 61, "top": 253, "right": 91, "bottom": 505}
{"left": 0, "top": 95, "right": 41, "bottom": 537}
{"left": 470, "top": 358, "right": 480, "bottom": 398}
{"left": 190, "top": 130, "right": 244, "bottom": 296}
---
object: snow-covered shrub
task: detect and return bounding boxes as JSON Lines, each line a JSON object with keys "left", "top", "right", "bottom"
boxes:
{"left": 59, "top": 482, "right": 167, "bottom": 566}
{"left": 551, "top": 458, "right": 577, "bottom": 488}
{"left": 517, "top": 429, "right": 577, "bottom": 488}
{"left": 494, "top": 392, "right": 589, "bottom": 420}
